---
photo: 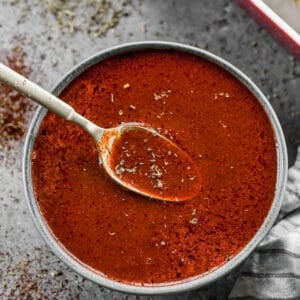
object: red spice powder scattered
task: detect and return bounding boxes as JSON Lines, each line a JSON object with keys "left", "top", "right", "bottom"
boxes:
{"left": 0, "top": 46, "right": 34, "bottom": 148}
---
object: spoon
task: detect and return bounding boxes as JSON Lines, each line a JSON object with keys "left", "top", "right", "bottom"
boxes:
{"left": 0, "top": 63, "right": 201, "bottom": 201}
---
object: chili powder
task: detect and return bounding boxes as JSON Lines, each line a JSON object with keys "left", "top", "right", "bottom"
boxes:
{"left": 31, "top": 50, "right": 277, "bottom": 284}
{"left": 0, "top": 46, "right": 33, "bottom": 148}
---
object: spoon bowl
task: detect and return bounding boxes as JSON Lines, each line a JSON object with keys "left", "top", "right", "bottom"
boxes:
{"left": 99, "top": 122, "right": 202, "bottom": 201}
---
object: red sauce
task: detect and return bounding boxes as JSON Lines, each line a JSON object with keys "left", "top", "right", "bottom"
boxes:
{"left": 106, "top": 127, "right": 202, "bottom": 201}
{"left": 31, "top": 50, "right": 277, "bottom": 284}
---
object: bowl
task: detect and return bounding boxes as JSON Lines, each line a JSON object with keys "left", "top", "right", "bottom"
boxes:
{"left": 23, "top": 41, "right": 288, "bottom": 295}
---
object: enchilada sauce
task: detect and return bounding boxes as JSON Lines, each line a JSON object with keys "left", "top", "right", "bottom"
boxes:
{"left": 31, "top": 50, "right": 277, "bottom": 284}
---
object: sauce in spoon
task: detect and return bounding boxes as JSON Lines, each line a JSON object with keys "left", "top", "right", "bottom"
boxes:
{"left": 99, "top": 124, "right": 201, "bottom": 201}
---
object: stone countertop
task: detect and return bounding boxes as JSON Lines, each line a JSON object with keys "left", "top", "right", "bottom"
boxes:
{"left": 0, "top": 0, "right": 299, "bottom": 299}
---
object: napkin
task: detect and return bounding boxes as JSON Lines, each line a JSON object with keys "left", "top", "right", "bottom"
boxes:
{"left": 230, "top": 146, "right": 300, "bottom": 299}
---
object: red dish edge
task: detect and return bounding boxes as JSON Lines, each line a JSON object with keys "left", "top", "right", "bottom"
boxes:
{"left": 235, "top": 0, "right": 300, "bottom": 59}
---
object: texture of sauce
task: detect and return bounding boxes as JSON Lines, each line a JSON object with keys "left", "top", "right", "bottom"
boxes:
{"left": 31, "top": 50, "right": 277, "bottom": 284}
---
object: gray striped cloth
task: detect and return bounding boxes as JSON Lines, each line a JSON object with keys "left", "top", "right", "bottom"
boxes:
{"left": 230, "top": 146, "right": 300, "bottom": 299}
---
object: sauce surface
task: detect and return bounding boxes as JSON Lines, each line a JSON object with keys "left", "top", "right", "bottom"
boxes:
{"left": 31, "top": 50, "right": 277, "bottom": 284}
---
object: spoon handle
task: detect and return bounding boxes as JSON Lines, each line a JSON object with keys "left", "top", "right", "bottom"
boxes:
{"left": 0, "top": 63, "right": 103, "bottom": 142}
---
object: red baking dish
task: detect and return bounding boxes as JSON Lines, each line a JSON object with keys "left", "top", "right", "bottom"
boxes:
{"left": 235, "top": 0, "right": 300, "bottom": 59}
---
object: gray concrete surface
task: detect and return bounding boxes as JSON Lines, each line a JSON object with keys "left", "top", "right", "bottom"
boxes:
{"left": 0, "top": 0, "right": 299, "bottom": 299}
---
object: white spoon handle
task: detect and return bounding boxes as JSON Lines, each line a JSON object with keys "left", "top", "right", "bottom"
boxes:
{"left": 0, "top": 63, "right": 74, "bottom": 118}
{"left": 0, "top": 63, "right": 103, "bottom": 141}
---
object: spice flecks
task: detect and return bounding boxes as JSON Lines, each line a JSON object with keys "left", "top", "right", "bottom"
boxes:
{"left": 153, "top": 90, "right": 171, "bottom": 101}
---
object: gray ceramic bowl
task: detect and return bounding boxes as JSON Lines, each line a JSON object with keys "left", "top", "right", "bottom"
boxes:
{"left": 23, "top": 41, "right": 288, "bottom": 295}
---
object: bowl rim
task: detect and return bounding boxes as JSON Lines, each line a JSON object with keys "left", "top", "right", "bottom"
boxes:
{"left": 22, "top": 41, "right": 288, "bottom": 295}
